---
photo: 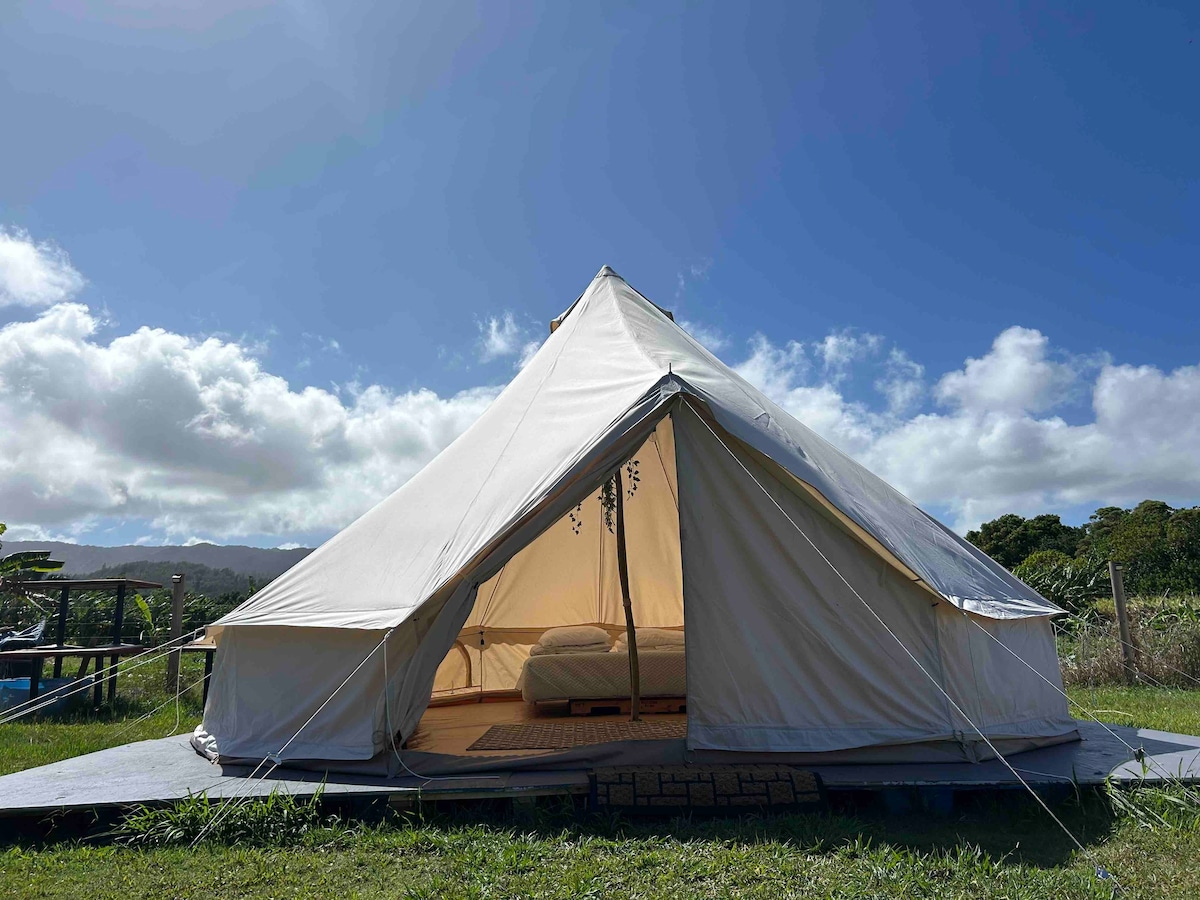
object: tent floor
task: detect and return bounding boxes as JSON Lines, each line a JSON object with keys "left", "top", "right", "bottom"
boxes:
{"left": 407, "top": 698, "right": 689, "bottom": 757}
{"left": 1, "top": 719, "right": 1198, "bottom": 820}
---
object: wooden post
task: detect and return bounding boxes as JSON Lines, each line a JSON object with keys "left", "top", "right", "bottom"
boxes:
{"left": 108, "top": 582, "right": 126, "bottom": 702}
{"left": 111, "top": 582, "right": 126, "bottom": 646}
{"left": 202, "top": 648, "right": 214, "bottom": 707}
{"left": 615, "top": 467, "right": 641, "bottom": 721}
{"left": 1109, "top": 561, "right": 1137, "bottom": 683}
{"left": 53, "top": 585, "right": 70, "bottom": 677}
{"left": 165, "top": 573, "right": 185, "bottom": 691}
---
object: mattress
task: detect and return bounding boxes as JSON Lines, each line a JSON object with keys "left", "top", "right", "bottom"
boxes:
{"left": 520, "top": 650, "right": 686, "bottom": 702}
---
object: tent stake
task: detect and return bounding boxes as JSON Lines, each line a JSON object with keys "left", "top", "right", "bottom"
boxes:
{"left": 615, "top": 467, "right": 641, "bottom": 721}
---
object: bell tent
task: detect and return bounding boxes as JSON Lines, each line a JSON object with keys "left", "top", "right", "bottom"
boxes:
{"left": 195, "top": 266, "right": 1076, "bottom": 772}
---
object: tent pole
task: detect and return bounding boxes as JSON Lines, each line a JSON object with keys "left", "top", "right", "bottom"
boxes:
{"left": 615, "top": 467, "right": 641, "bottom": 721}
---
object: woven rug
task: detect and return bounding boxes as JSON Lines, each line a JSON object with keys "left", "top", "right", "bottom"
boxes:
{"left": 468, "top": 719, "right": 687, "bottom": 751}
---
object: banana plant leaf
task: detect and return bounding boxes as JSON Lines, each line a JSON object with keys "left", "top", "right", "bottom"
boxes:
{"left": 0, "top": 551, "right": 66, "bottom": 575}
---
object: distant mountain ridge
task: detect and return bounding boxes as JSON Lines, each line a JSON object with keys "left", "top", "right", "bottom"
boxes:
{"left": 0, "top": 541, "right": 313, "bottom": 580}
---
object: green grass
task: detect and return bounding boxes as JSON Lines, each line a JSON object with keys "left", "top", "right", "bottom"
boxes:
{"left": 1, "top": 659, "right": 1199, "bottom": 898}
{"left": 1066, "top": 684, "right": 1200, "bottom": 736}
{"left": 6, "top": 795, "right": 1200, "bottom": 899}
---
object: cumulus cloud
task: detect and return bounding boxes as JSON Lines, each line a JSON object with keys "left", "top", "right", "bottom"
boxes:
{"left": 0, "top": 227, "right": 85, "bottom": 308}
{"left": 2, "top": 234, "right": 1196, "bottom": 544}
{"left": 0, "top": 303, "right": 500, "bottom": 542}
{"left": 733, "top": 324, "right": 1200, "bottom": 532}
{"left": 935, "top": 326, "right": 1079, "bottom": 413}
{"left": 476, "top": 312, "right": 526, "bottom": 363}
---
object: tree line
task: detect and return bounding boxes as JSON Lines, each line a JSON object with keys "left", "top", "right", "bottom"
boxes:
{"left": 966, "top": 500, "right": 1200, "bottom": 608}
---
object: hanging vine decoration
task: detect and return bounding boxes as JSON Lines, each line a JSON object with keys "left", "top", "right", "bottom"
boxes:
{"left": 600, "top": 479, "right": 616, "bottom": 533}
{"left": 567, "top": 502, "right": 584, "bottom": 535}
{"left": 624, "top": 458, "right": 641, "bottom": 498}
{"left": 597, "top": 458, "right": 640, "bottom": 534}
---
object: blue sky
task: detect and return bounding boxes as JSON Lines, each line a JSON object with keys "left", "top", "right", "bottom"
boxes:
{"left": 1, "top": 2, "right": 1198, "bottom": 548}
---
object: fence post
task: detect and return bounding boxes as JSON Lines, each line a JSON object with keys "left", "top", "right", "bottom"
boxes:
{"left": 165, "top": 573, "right": 185, "bottom": 691}
{"left": 1108, "top": 561, "right": 1138, "bottom": 684}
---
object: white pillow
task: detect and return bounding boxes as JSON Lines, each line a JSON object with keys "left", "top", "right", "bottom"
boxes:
{"left": 536, "top": 625, "right": 611, "bottom": 650}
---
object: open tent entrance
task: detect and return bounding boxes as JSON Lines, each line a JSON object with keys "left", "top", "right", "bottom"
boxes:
{"left": 411, "top": 415, "right": 686, "bottom": 758}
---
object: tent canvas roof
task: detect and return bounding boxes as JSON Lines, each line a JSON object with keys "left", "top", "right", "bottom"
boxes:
{"left": 217, "top": 267, "right": 1058, "bottom": 633}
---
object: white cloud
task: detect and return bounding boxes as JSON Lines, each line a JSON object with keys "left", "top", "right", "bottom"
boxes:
{"left": 477, "top": 312, "right": 526, "bottom": 363}
{"left": 0, "top": 227, "right": 86, "bottom": 308}
{"left": 679, "top": 320, "right": 729, "bottom": 353}
{"left": 517, "top": 339, "right": 542, "bottom": 370}
{"left": 733, "top": 334, "right": 881, "bottom": 457}
{"left": 734, "top": 326, "right": 1200, "bottom": 532}
{"left": 935, "top": 326, "right": 1078, "bottom": 413}
{"left": 815, "top": 330, "right": 883, "bottom": 379}
{"left": 874, "top": 348, "right": 925, "bottom": 416}
{"left": 734, "top": 334, "right": 810, "bottom": 401}
{"left": 0, "top": 303, "right": 500, "bottom": 541}
{"left": 477, "top": 312, "right": 542, "bottom": 370}
{"left": 2, "top": 238, "right": 1196, "bottom": 545}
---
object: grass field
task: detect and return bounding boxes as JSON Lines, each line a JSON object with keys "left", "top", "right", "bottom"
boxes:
{"left": 1, "top": 656, "right": 1199, "bottom": 898}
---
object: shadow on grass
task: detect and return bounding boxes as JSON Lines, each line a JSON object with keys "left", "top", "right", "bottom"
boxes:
{"left": 0, "top": 785, "right": 1120, "bottom": 872}
{"left": 401, "top": 787, "right": 1119, "bottom": 870}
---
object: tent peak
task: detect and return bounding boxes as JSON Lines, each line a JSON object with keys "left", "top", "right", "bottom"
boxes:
{"left": 595, "top": 264, "right": 621, "bottom": 279}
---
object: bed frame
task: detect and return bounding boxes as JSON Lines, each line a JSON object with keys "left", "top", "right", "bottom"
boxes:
{"left": 566, "top": 697, "right": 687, "bottom": 716}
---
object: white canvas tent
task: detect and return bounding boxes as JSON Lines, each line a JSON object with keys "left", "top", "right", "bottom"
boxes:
{"left": 197, "top": 266, "right": 1076, "bottom": 769}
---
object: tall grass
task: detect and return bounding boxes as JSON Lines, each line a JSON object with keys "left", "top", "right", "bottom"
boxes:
{"left": 1057, "top": 594, "right": 1200, "bottom": 688}
{"left": 116, "top": 789, "right": 341, "bottom": 847}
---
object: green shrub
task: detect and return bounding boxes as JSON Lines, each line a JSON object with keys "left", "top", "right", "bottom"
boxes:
{"left": 1013, "top": 550, "right": 1108, "bottom": 612}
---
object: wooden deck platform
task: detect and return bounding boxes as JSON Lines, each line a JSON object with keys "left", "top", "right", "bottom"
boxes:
{"left": 0, "top": 719, "right": 1197, "bottom": 819}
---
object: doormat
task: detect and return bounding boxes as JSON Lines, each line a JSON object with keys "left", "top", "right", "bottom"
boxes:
{"left": 591, "top": 765, "right": 825, "bottom": 813}
{"left": 467, "top": 719, "right": 687, "bottom": 751}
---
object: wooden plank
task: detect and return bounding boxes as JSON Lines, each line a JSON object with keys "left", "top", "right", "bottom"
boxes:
{"left": 0, "top": 644, "right": 144, "bottom": 660}
{"left": 4, "top": 578, "right": 163, "bottom": 591}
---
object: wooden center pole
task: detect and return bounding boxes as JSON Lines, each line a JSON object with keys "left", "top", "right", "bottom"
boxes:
{"left": 615, "top": 467, "right": 641, "bottom": 721}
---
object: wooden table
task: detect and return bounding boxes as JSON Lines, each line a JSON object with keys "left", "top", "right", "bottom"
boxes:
{"left": 0, "top": 644, "right": 145, "bottom": 707}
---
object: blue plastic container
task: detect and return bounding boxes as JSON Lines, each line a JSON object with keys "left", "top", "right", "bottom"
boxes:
{"left": 0, "top": 676, "right": 93, "bottom": 716}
